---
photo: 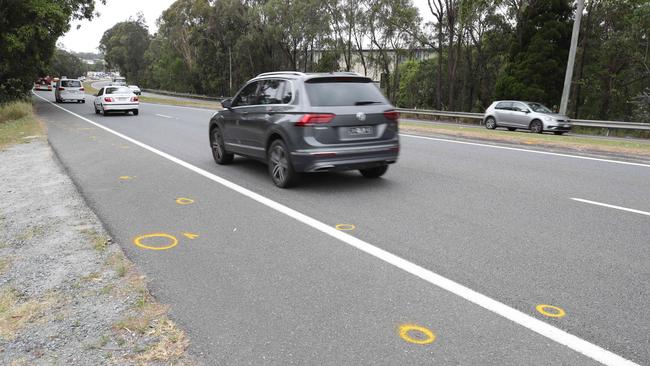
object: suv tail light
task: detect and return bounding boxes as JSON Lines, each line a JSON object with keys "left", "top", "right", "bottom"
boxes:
{"left": 79, "top": 88, "right": 84, "bottom": 91}
{"left": 104, "top": 97, "right": 114, "bottom": 102}
{"left": 131, "top": 96, "right": 139, "bottom": 102}
{"left": 58, "top": 87, "right": 65, "bottom": 91}
{"left": 296, "top": 113, "right": 335, "bottom": 126}
{"left": 384, "top": 110, "right": 399, "bottom": 121}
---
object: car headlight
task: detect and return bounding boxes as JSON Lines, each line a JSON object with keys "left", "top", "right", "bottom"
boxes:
{"left": 543, "top": 116, "right": 554, "bottom": 122}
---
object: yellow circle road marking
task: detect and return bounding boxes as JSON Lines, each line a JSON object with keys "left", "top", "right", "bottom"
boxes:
{"left": 133, "top": 233, "right": 178, "bottom": 251}
{"left": 536, "top": 304, "right": 566, "bottom": 318}
{"left": 335, "top": 224, "right": 356, "bottom": 231}
{"left": 398, "top": 324, "right": 436, "bottom": 345}
{"left": 175, "top": 197, "right": 194, "bottom": 205}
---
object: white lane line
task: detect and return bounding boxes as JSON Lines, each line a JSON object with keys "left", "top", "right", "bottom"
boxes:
{"left": 400, "top": 133, "right": 650, "bottom": 168}
{"left": 571, "top": 198, "right": 650, "bottom": 217}
{"left": 32, "top": 92, "right": 638, "bottom": 366}
{"left": 141, "top": 102, "right": 217, "bottom": 112}
{"left": 155, "top": 113, "right": 174, "bottom": 119}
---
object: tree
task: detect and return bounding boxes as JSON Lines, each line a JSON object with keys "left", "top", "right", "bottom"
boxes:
{"left": 99, "top": 14, "right": 151, "bottom": 84}
{"left": 0, "top": 0, "right": 103, "bottom": 102}
{"left": 49, "top": 49, "right": 88, "bottom": 78}
{"left": 495, "top": 0, "right": 573, "bottom": 107}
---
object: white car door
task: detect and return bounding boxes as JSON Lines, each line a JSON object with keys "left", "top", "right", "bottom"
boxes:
{"left": 94, "top": 88, "right": 104, "bottom": 109}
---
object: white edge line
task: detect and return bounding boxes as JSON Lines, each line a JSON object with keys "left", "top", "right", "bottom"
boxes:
{"left": 400, "top": 133, "right": 650, "bottom": 168}
{"left": 571, "top": 198, "right": 650, "bottom": 216}
{"left": 33, "top": 92, "right": 639, "bottom": 366}
{"left": 155, "top": 113, "right": 174, "bottom": 119}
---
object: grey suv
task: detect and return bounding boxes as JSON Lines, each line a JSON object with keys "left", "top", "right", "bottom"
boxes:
{"left": 208, "top": 72, "right": 400, "bottom": 187}
{"left": 483, "top": 101, "right": 571, "bottom": 134}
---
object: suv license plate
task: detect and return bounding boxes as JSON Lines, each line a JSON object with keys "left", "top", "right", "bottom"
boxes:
{"left": 348, "top": 126, "right": 373, "bottom": 135}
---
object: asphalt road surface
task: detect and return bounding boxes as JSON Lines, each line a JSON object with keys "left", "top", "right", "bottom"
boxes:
{"left": 32, "top": 90, "right": 649, "bottom": 365}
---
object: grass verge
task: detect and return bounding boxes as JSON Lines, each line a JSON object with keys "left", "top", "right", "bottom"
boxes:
{"left": 0, "top": 101, "right": 43, "bottom": 149}
{"left": 401, "top": 121, "right": 650, "bottom": 157}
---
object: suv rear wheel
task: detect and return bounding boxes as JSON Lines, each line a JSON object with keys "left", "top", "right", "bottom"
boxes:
{"left": 268, "top": 139, "right": 299, "bottom": 188}
{"left": 359, "top": 165, "right": 388, "bottom": 178}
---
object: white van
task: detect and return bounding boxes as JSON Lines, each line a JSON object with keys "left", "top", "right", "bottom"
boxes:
{"left": 55, "top": 79, "right": 85, "bottom": 103}
{"left": 112, "top": 77, "right": 127, "bottom": 86}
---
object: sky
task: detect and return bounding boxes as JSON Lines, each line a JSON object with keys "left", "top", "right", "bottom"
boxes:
{"left": 60, "top": 0, "right": 434, "bottom": 54}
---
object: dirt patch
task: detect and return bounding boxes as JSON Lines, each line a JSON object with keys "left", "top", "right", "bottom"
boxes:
{"left": 0, "top": 140, "right": 195, "bottom": 365}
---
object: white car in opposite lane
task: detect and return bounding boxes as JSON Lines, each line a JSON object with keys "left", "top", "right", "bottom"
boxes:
{"left": 93, "top": 86, "right": 139, "bottom": 116}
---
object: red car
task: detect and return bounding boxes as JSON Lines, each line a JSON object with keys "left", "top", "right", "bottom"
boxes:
{"left": 34, "top": 77, "right": 53, "bottom": 91}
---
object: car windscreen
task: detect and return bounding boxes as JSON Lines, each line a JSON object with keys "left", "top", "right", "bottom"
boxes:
{"left": 305, "top": 77, "right": 387, "bottom": 106}
{"left": 105, "top": 87, "right": 132, "bottom": 94}
{"left": 527, "top": 102, "right": 553, "bottom": 113}
{"left": 61, "top": 80, "right": 81, "bottom": 88}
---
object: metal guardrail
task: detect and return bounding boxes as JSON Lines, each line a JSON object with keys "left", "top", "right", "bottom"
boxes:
{"left": 395, "top": 108, "right": 650, "bottom": 131}
{"left": 141, "top": 88, "right": 226, "bottom": 102}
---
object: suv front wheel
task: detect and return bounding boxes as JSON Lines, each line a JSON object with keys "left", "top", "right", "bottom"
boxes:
{"left": 211, "top": 127, "right": 234, "bottom": 165}
{"left": 268, "top": 139, "right": 299, "bottom": 188}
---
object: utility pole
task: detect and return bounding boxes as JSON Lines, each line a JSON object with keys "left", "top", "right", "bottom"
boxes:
{"left": 560, "top": 0, "right": 585, "bottom": 116}
{"left": 229, "top": 46, "right": 233, "bottom": 97}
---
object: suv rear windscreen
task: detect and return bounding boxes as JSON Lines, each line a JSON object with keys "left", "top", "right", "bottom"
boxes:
{"left": 61, "top": 80, "right": 81, "bottom": 88}
{"left": 305, "top": 77, "right": 386, "bottom": 106}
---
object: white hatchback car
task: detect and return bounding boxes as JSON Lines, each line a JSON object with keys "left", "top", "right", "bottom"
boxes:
{"left": 128, "top": 85, "right": 141, "bottom": 95}
{"left": 93, "top": 86, "right": 139, "bottom": 116}
{"left": 55, "top": 79, "right": 85, "bottom": 103}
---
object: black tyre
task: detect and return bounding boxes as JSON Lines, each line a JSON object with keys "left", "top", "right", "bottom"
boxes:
{"left": 94, "top": 107, "right": 100, "bottom": 114}
{"left": 530, "top": 120, "right": 543, "bottom": 133}
{"left": 133, "top": 110, "right": 139, "bottom": 115}
{"left": 210, "top": 127, "right": 234, "bottom": 165}
{"left": 507, "top": 127, "right": 516, "bottom": 131}
{"left": 267, "top": 139, "right": 299, "bottom": 188}
{"left": 485, "top": 117, "right": 497, "bottom": 130}
{"left": 554, "top": 131, "right": 565, "bottom": 135}
{"left": 81, "top": 100, "right": 85, "bottom": 104}
{"left": 359, "top": 165, "right": 388, "bottom": 178}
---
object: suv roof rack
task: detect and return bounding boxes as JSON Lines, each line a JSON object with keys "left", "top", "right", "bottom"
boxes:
{"left": 256, "top": 71, "right": 306, "bottom": 78}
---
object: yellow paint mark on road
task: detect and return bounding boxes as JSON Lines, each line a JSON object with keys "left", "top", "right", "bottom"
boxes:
{"left": 182, "top": 232, "right": 199, "bottom": 240}
{"left": 335, "top": 224, "right": 356, "bottom": 231}
{"left": 536, "top": 304, "right": 566, "bottom": 318}
{"left": 398, "top": 324, "right": 436, "bottom": 345}
{"left": 120, "top": 145, "right": 130, "bottom": 149}
{"left": 119, "top": 176, "right": 133, "bottom": 180}
{"left": 175, "top": 197, "right": 195, "bottom": 205}
{"left": 133, "top": 233, "right": 178, "bottom": 251}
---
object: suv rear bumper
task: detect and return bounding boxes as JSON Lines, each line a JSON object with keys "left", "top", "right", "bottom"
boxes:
{"left": 291, "top": 143, "right": 399, "bottom": 172}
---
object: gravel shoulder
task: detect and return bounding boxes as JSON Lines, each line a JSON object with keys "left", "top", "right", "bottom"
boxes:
{"left": 0, "top": 138, "right": 195, "bottom": 365}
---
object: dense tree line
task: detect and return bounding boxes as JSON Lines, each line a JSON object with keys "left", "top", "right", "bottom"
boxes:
{"left": 98, "top": 0, "right": 647, "bottom": 121}
{"left": 0, "top": 0, "right": 103, "bottom": 103}
{"left": 49, "top": 49, "right": 89, "bottom": 79}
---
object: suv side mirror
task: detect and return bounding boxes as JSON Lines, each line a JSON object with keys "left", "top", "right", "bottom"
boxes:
{"left": 524, "top": 109, "right": 531, "bottom": 114}
{"left": 221, "top": 98, "right": 233, "bottom": 109}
